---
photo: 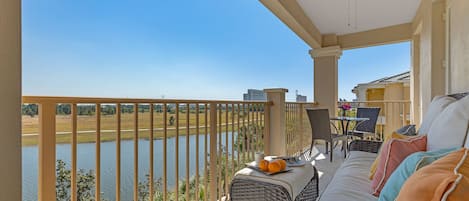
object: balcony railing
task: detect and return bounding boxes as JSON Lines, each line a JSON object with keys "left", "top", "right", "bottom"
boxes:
{"left": 22, "top": 96, "right": 270, "bottom": 201}
{"left": 285, "top": 102, "right": 318, "bottom": 156}
{"left": 22, "top": 94, "right": 412, "bottom": 201}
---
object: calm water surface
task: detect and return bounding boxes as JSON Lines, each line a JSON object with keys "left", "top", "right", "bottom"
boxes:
{"left": 23, "top": 132, "right": 236, "bottom": 201}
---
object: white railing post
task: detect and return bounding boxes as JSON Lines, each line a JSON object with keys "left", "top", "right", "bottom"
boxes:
{"left": 38, "top": 102, "right": 56, "bottom": 201}
{"left": 209, "top": 103, "right": 218, "bottom": 201}
{"left": 264, "top": 88, "right": 288, "bottom": 156}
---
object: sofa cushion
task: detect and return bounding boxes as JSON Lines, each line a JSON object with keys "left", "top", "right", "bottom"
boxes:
{"left": 426, "top": 95, "right": 469, "bottom": 151}
{"left": 318, "top": 151, "right": 378, "bottom": 201}
{"left": 378, "top": 147, "right": 459, "bottom": 201}
{"left": 371, "top": 136, "right": 427, "bottom": 196}
{"left": 418, "top": 96, "right": 457, "bottom": 135}
{"left": 396, "top": 148, "right": 469, "bottom": 201}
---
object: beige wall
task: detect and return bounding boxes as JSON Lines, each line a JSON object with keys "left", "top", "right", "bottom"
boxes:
{"left": 414, "top": 0, "right": 447, "bottom": 117}
{"left": 0, "top": 0, "right": 22, "bottom": 200}
{"left": 411, "top": 0, "right": 469, "bottom": 124}
{"left": 413, "top": 0, "right": 469, "bottom": 115}
{"left": 446, "top": 0, "right": 469, "bottom": 93}
{"left": 403, "top": 86, "right": 410, "bottom": 100}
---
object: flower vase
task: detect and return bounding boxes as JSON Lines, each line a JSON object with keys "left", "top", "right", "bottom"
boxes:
{"left": 342, "top": 110, "right": 347, "bottom": 117}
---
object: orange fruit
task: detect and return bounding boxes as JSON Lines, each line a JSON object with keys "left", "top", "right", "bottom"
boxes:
{"left": 259, "top": 160, "right": 269, "bottom": 172}
{"left": 278, "top": 159, "right": 287, "bottom": 170}
{"left": 268, "top": 160, "right": 282, "bottom": 173}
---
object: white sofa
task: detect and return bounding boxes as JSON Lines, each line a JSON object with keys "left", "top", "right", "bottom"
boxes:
{"left": 318, "top": 93, "right": 469, "bottom": 201}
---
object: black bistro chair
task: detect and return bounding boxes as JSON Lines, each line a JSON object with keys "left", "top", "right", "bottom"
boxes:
{"left": 348, "top": 107, "right": 381, "bottom": 140}
{"left": 306, "top": 109, "right": 347, "bottom": 162}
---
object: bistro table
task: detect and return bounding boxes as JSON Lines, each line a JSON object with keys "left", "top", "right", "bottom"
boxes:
{"left": 330, "top": 117, "right": 369, "bottom": 150}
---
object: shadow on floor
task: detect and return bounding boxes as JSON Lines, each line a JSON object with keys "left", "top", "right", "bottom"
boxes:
{"left": 297, "top": 142, "right": 347, "bottom": 194}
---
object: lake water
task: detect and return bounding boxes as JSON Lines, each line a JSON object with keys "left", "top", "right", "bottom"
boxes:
{"left": 22, "top": 132, "right": 236, "bottom": 201}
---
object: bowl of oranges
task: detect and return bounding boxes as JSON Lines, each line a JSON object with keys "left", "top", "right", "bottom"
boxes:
{"left": 249, "top": 159, "right": 291, "bottom": 175}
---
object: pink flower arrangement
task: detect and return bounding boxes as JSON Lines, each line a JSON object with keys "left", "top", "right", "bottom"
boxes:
{"left": 339, "top": 104, "right": 352, "bottom": 111}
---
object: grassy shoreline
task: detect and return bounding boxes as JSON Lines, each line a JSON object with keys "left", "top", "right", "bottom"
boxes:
{"left": 21, "top": 126, "right": 242, "bottom": 146}
{"left": 21, "top": 112, "right": 263, "bottom": 146}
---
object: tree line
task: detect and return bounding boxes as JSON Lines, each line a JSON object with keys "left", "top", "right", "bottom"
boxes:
{"left": 21, "top": 104, "right": 211, "bottom": 117}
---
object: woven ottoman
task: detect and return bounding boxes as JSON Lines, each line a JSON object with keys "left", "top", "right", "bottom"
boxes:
{"left": 230, "top": 160, "right": 318, "bottom": 201}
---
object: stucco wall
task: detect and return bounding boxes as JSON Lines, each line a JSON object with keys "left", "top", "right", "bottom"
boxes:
{"left": 417, "top": 0, "right": 433, "bottom": 116}
{"left": 0, "top": 0, "right": 22, "bottom": 200}
{"left": 447, "top": 0, "right": 469, "bottom": 93}
{"left": 412, "top": 0, "right": 469, "bottom": 123}
{"left": 414, "top": 0, "right": 447, "bottom": 117}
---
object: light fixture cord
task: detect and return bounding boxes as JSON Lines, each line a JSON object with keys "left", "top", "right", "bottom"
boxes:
{"left": 347, "top": 0, "right": 351, "bottom": 27}
{"left": 355, "top": 0, "right": 358, "bottom": 29}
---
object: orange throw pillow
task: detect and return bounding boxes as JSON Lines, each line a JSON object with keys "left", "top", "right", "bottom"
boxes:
{"left": 371, "top": 135, "right": 427, "bottom": 196}
{"left": 396, "top": 148, "right": 469, "bottom": 201}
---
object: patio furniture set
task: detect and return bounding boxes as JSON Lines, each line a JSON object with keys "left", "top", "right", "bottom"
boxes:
{"left": 319, "top": 92, "right": 469, "bottom": 201}
{"left": 230, "top": 92, "right": 469, "bottom": 201}
{"left": 230, "top": 106, "right": 382, "bottom": 200}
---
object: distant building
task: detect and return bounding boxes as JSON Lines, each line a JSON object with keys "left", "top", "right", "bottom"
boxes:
{"left": 243, "top": 89, "right": 266, "bottom": 101}
{"left": 295, "top": 90, "right": 307, "bottom": 102}
{"left": 352, "top": 71, "right": 410, "bottom": 102}
{"left": 296, "top": 95, "right": 307, "bottom": 102}
{"left": 351, "top": 71, "right": 411, "bottom": 135}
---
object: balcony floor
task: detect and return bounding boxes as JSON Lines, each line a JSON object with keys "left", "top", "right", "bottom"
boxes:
{"left": 299, "top": 142, "right": 347, "bottom": 194}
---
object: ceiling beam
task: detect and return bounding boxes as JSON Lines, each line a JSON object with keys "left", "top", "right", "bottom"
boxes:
{"left": 337, "top": 23, "right": 413, "bottom": 50}
{"left": 259, "top": 0, "right": 322, "bottom": 49}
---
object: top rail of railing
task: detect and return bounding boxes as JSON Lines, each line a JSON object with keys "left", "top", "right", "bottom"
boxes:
{"left": 285, "top": 101, "right": 319, "bottom": 105}
{"left": 22, "top": 96, "right": 272, "bottom": 105}
{"left": 338, "top": 100, "right": 411, "bottom": 104}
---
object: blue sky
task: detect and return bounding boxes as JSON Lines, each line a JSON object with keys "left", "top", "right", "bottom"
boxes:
{"left": 22, "top": 0, "right": 410, "bottom": 101}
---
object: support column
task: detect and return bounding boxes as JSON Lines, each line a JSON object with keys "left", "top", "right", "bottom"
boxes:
{"left": 430, "top": 0, "right": 446, "bottom": 97}
{"left": 419, "top": 0, "right": 447, "bottom": 116}
{"left": 411, "top": 35, "right": 421, "bottom": 126}
{"left": 310, "top": 46, "right": 342, "bottom": 117}
{"left": 384, "top": 83, "right": 404, "bottom": 135}
{"left": 0, "top": 0, "right": 22, "bottom": 200}
{"left": 264, "top": 88, "right": 288, "bottom": 156}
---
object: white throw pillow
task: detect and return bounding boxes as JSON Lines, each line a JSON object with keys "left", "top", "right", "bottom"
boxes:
{"left": 426, "top": 95, "right": 469, "bottom": 151}
{"left": 418, "top": 96, "right": 457, "bottom": 135}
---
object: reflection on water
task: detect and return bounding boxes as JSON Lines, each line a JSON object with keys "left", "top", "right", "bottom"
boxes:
{"left": 23, "top": 132, "right": 236, "bottom": 201}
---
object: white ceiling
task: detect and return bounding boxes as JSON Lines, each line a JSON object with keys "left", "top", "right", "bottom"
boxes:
{"left": 297, "top": 0, "right": 421, "bottom": 35}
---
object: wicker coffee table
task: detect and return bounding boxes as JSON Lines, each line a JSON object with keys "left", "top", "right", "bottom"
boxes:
{"left": 230, "top": 161, "right": 318, "bottom": 201}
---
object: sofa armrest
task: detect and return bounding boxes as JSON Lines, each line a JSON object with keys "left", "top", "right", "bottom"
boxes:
{"left": 349, "top": 140, "right": 382, "bottom": 153}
